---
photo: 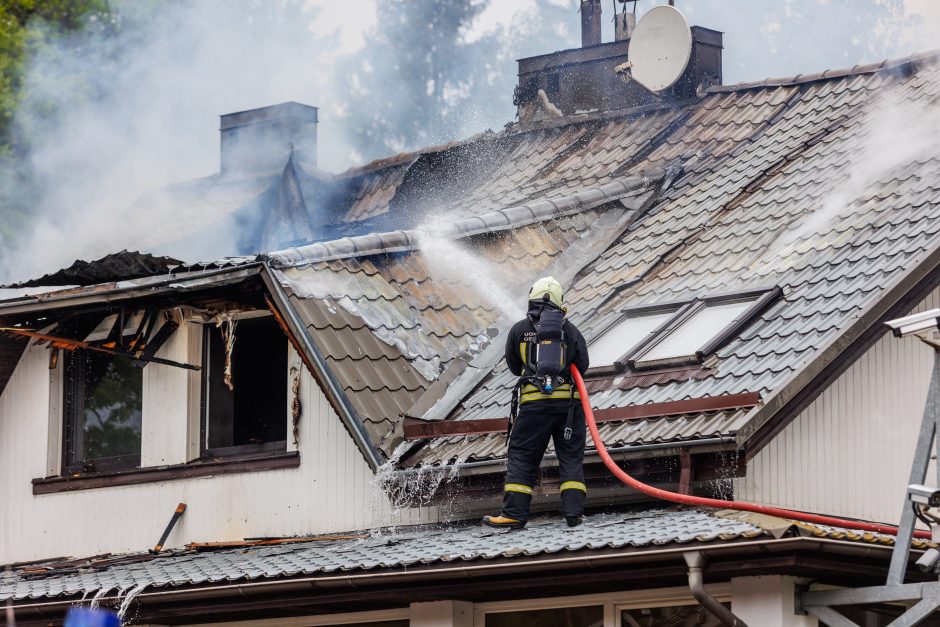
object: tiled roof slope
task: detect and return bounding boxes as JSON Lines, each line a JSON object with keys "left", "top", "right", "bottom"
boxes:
{"left": 1, "top": 507, "right": 907, "bottom": 602}
{"left": 276, "top": 206, "right": 618, "bottom": 450}
{"left": 401, "top": 57, "right": 940, "bottom": 466}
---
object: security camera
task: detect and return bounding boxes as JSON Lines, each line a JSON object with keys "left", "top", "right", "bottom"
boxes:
{"left": 885, "top": 309, "right": 940, "bottom": 337}
{"left": 908, "top": 484, "right": 940, "bottom": 507}
{"left": 917, "top": 548, "right": 940, "bottom": 573}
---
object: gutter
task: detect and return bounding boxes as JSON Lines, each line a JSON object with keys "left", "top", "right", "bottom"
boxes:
{"left": 266, "top": 171, "right": 664, "bottom": 268}
{"left": 392, "top": 435, "right": 737, "bottom": 479}
{"left": 260, "top": 262, "right": 384, "bottom": 472}
{"left": 684, "top": 551, "right": 748, "bottom": 626}
{"left": 5, "top": 537, "right": 900, "bottom": 617}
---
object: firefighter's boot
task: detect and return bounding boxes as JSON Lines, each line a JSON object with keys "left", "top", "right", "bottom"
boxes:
{"left": 482, "top": 514, "right": 526, "bottom": 530}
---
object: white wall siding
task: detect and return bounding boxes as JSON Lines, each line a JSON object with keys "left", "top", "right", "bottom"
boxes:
{"left": 738, "top": 286, "right": 940, "bottom": 524}
{"left": 0, "top": 328, "right": 436, "bottom": 564}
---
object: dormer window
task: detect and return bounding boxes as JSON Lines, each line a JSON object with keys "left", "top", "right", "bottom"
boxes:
{"left": 589, "top": 287, "right": 781, "bottom": 374}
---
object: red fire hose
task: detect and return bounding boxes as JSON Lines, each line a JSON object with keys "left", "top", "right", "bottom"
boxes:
{"left": 571, "top": 364, "right": 931, "bottom": 540}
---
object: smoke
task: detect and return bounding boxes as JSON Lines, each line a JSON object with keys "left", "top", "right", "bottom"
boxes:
{"left": 3, "top": 2, "right": 358, "bottom": 280}
{"left": 0, "top": 0, "right": 587, "bottom": 283}
{"left": 3, "top": 0, "right": 940, "bottom": 285}
{"left": 753, "top": 3, "right": 940, "bottom": 272}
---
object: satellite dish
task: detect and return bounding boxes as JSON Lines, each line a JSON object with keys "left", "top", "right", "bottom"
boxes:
{"left": 627, "top": 5, "right": 693, "bottom": 92}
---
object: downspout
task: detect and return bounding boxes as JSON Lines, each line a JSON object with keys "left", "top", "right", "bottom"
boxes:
{"left": 684, "top": 551, "right": 748, "bottom": 627}
{"left": 260, "top": 262, "right": 384, "bottom": 471}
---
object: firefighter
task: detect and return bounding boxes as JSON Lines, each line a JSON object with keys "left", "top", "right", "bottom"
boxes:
{"left": 483, "top": 276, "right": 590, "bottom": 529}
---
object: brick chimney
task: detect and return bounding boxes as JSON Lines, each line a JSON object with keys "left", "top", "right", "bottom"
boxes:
{"left": 580, "top": 0, "right": 602, "bottom": 47}
{"left": 515, "top": 13, "right": 721, "bottom": 119}
{"left": 219, "top": 102, "right": 318, "bottom": 176}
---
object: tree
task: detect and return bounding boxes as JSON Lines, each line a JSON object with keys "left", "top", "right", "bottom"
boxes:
{"left": 338, "top": 0, "right": 490, "bottom": 158}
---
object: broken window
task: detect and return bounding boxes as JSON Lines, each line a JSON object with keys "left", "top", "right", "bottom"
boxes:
{"left": 63, "top": 344, "right": 143, "bottom": 474}
{"left": 201, "top": 315, "right": 288, "bottom": 457}
{"left": 58, "top": 309, "right": 186, "bottom": 474}
{"left": 589, "top": 288, "right": 781, "bottom": 373}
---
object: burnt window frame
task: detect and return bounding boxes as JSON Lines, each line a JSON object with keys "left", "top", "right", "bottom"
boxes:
{"left": 61, "top": 332, "right": 145, "bottom": 475}
{"left": 199, "top": 312, "right": 290, "bottom": 460}
{"left": 587, "top": 287, "right": 782, "bottom": 375}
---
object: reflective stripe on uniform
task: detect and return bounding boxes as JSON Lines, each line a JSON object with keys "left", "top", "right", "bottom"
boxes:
{"left": 520, "top": 342, "right": 528, "bottom": 368}
{"left": 521, "top": 383, "right": 573, "bottom": 395}
{"left": 560, "top": 481, "right": 587, "bottom": 493}
{"left": 520, "top": 384, "right": 580, "bottom": 403}
{"left": 504, "top": 483, "right": 533, "bottom": 495}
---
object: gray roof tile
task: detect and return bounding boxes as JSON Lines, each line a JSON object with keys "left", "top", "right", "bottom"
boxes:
{"left": 0, "top": 508, "right": 779, "bottom": 601}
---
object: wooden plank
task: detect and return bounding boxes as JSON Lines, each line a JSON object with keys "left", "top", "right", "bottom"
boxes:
{"left": 32, "top": 452, "right": 300, "bottom": 494}
{"left": 403, "top": 392, "right": 761, "bottom": 440}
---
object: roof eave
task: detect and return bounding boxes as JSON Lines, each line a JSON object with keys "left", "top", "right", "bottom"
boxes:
{"left": 0, "top": 264, "right": 264, "bottom": 317}
{"left": 4, "top": 536, "right": 904, "bottom": 621}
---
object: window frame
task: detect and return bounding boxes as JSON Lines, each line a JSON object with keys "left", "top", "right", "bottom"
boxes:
{"left": 61, "top": 341, "right": 144, "bottom": 475}
{"left": 587, "top": 300, "right": 687, "bottom": 377}
{"left": 198, "top": 311, "right": 290, "bottom": 460}
{"left": 588, "top": 287, "right": 781, "bottom": 375}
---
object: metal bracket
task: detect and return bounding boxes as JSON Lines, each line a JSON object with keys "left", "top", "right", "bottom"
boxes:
{"left": 801, "top": 582, "right": 940, "bottom": 627}
{"left": 798, "top": 351, "right": 940, "bottom": 626}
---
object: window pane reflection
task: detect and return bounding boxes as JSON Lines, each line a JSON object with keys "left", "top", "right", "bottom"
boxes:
{"left": 621, "top": 603, "right": 727, "bottom": 626}
{"left": 485, "top": 605, "right": 604, "bottom": 626}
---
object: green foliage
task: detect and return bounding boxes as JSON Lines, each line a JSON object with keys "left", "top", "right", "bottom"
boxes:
{"left": 0, "top": 0, "right": 110, "bottom": 153}
{"left": 0, "top": 0, "right": 111, "bottom": 250}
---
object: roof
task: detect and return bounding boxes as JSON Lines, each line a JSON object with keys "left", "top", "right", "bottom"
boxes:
{"left": 5, "top": 54, "right": 940, "bottom": 473}
{"left": 270, "top": 53, "right": 940, "bottom": 468}
{"left": 0, "top": 251, "right": 182, "bottom": 288}
{"left": 0, "top": 507, "right": 915, "bottom": 603}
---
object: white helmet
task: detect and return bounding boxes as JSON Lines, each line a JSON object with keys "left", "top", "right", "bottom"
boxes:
{"left": 528, "top": 276, "right": 563, "bottom": 308}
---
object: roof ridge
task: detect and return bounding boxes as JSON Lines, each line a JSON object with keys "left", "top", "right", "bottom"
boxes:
{"left": 708, "top": 49, "right": 940, "bottom": 94}
{"left": 266, "top": 171, "right": 665, "bottom": 268}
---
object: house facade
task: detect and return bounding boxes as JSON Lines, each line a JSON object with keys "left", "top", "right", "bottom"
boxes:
{"left": 4, "top": 2, "right": 940, "bottom": 625}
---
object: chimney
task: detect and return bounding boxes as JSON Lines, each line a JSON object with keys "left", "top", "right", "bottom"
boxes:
{"left": 614, "top": 12, "right": 635, "bottom": 42}
{"left": 580, "top": 0, "right": 602, "bottom": 47}
{"left": 219, "top": 102, "right": 318, "bottom": 176}
{"left": 516, "top": 20, "right": 722, "bottom": 120}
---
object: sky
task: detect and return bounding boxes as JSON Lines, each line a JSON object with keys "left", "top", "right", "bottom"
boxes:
{"left": 4, "top": 0, "right": 940, "bottom": 279}
{"left": 254, "top": 0, "right": 940, "bottom": 171}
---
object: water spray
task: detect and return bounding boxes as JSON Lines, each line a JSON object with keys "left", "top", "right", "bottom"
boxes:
{"left": 571, "top": 364, "right": 931, "bottom": 540}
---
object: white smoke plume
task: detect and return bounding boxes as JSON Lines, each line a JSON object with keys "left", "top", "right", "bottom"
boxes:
{"left": 3, "top": 0, "right": 940, "bottom": 284}
{"left": 754, "top": 3, "right": 940, "bottom": 270}
{"left": 5, "top": 2, "right": 359, "bottom": 280}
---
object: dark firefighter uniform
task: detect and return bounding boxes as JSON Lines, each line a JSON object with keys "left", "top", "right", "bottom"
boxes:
{"left": 496, "top": 299, "right": 590, "bottom": 526}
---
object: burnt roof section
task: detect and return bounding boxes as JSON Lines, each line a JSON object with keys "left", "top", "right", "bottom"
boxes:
{"left": 2, "top": 250, "right": 182, "bottom": 288}
{"left": 6, "top": 53, "right": 940, "bottom": 475}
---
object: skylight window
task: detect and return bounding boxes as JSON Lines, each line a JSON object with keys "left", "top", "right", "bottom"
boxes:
{"left": 636, "top": 300, "right": 755, "bottom": 365}
{"left": 588, "top": 288, "right": 781, "bottom": 374}
{"left": 589, "top": 309, "right": 675, "bottom": 368}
